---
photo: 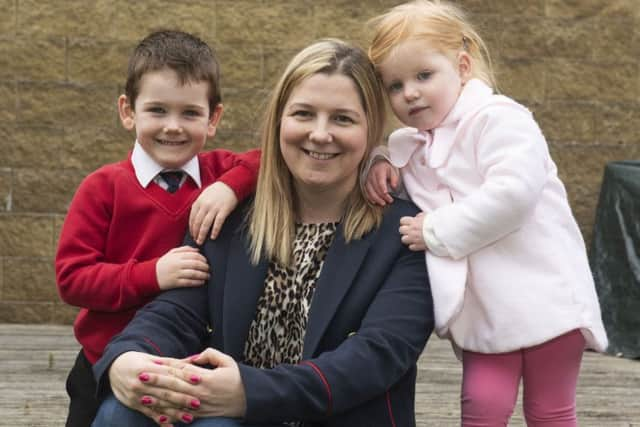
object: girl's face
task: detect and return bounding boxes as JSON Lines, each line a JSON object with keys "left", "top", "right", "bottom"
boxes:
{"left": 378, "top": 38, "right": 467, "bottom": 131}
{"left": 279, "top": 73, "right": 368, "bottom": 199}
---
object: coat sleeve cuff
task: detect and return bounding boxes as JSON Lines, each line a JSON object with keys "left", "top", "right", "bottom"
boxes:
{"left": 423, "top": 214, "right": 450, "bottom": 257}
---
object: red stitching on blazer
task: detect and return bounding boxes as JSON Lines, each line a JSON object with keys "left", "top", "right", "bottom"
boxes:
{"left": 301, "top": 361, "right": 333, "bottom": 415}
{"left": 143, "top": 337, "right": 163, "bottom": 356}
{"left": 386, "top": 390, "right": 397, "bottom": 427}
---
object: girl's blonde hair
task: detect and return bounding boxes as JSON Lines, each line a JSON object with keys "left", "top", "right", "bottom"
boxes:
{"left": 368, "top": 0, "right": 497, "bottom": 89}
{"left": 248, "top": 39, "right": 385, "bottom": 266}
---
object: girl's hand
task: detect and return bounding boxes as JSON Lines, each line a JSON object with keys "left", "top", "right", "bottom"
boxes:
{"left": 399, "top": 213, "right": 427, "bottom": 251}
{"left": 364, "top": 160, "right": 399, "bottom": 206}
{"left": 108, "top": 352, "right": 199, "bottom": 425}
{"left": 189, "top": 182, "right": 238, "bottom": 245}
{"left": 156, "top": 246, "right": 210, "bottom": 290}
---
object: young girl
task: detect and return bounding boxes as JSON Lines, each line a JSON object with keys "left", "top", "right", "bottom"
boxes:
{"left": 365, "top": 1, "right": 608, "bottom": 425}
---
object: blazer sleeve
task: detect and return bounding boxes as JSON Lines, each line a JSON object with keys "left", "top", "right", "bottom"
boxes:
{"left": 92, "top": 231, "right": 212, "bottom": 397}
{"left": 239, "top": 205, "right": 434, "bottom": 422}
{"left": 429, "top": 104, "right": 550, "bottom": 259}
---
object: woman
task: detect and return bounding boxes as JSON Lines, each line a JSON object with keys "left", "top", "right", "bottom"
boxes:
{"left": 92, "top": 39, "right": 434, "bottom": 427}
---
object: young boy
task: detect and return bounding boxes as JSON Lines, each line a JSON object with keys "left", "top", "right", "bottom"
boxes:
{"left": 55, "top": 30, "right": 260, "bottom": 426}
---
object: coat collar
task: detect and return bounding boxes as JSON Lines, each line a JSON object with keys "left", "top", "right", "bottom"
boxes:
{"left": 222, "top": 222, "right": 375, "bottom": 360}
{"left": 388, "top": 79, "right": 494, "bottom": 169}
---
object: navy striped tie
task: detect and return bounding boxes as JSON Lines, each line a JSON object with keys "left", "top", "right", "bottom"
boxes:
{"left": 159, "top": 171, "right": 184, "bottom": 193}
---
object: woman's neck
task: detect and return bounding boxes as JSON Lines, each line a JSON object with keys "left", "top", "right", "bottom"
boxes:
{"left": 294, "top": 185, "right": 350, "bottom": 224}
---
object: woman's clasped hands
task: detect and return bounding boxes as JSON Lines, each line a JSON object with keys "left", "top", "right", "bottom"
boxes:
{"left": 108, "top": 349, "right": 247, "bottom": 425}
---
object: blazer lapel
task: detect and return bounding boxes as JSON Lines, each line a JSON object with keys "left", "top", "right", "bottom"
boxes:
{"left": 223, "top": 230, "right": 268, "bottom": 359}
{"left": 302, "top": 225, "right": 374, "bottom": 358}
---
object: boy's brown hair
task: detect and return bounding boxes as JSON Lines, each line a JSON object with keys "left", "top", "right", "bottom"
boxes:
{"left": 124, "top": 29, "right": 221, "bottom": 114}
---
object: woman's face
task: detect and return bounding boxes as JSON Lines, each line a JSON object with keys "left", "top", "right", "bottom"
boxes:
{"left": 279, "top": 73, "right": 368, "bottom": 199}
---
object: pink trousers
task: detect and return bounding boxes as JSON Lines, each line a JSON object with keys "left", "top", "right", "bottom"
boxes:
{"left": 461, "top": 329, "right": 585, "bottom": 427}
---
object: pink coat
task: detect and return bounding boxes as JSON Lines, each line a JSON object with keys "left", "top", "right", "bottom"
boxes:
{"left": 387, "top": 79, "right": 607, "bottom": 354}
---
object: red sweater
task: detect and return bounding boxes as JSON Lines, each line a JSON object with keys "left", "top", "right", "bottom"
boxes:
{"left": 55, "top": 149, "right": 260, "bottom": 364}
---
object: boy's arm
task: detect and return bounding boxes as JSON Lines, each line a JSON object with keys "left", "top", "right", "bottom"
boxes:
{"left": 190, "top": 148, "right": 261, "bottom": 243}
{"left": 55, "top": 174, "right": 160, "bottom": 312}
{"left": 205, "top": 148, "right": 261, "bottom": 202}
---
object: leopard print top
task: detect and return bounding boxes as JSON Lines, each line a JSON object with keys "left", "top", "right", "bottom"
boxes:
{"left": 243, "top": 222, "right": 337, "bottom": 369}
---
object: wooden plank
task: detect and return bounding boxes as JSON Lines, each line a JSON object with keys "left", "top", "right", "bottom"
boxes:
{"left": 0, "top": 324, "right": 638, "bottom": 426}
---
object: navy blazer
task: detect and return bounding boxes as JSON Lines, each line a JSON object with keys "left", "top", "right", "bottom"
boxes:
{"left": 94, "top": 198, "right": 434, "bottom": 427}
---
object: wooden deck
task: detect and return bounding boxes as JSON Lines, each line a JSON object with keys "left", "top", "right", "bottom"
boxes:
{"left": 1, "top": 324, "right": 638, "bottom": 426}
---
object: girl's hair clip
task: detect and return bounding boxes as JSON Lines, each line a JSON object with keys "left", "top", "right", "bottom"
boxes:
{"left": 462, "top": 36, "right": 470, "bottom": 51}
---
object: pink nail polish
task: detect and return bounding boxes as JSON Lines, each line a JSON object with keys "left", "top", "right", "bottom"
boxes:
{"left": 189, "top": 354, "right": 200, "bottom": 362}
{"left": 138, "top": 373, "right": 150, "bottom": 382}
{"left": 153, "top": 360, "right": 164, "bottom": 365}
{"left": 159, "top": 415, "right": 168, "bottom": 423}
{"left": 190, "top": 399, "right": 200, "bottom": 409}
{"left": 189, "top": 375, "right": 201, "bottom": 384}
{"left": 181, "top": 413, "right": 193, "bottom": 423}
{"left": 140, "top": 396, "right": 152, "bottom": 405}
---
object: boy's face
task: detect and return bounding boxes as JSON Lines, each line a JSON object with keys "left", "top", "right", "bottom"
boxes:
{"left": 377, "top": 38, "right": 469, "bottom": 131}
{"left": 118, "top": 68, "right": 223, "bottom": 169}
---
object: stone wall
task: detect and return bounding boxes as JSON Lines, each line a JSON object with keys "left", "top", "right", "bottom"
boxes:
{"left": 1, "top": 0, "right": 638, "bottom": 323}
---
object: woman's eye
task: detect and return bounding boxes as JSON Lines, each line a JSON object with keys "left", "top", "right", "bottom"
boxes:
{"left": 148, "top": 107, "right": 165, "bottom": 114}
{"left": 417, "top": 71, "right": 432, "bottom": 81}
{"left": 292, "top": 110, "right": 312, "bottom": 118}
{"left": 183, "top": 110, "right": 201, "bottom": 117}
{"left": 334, "top": 114, "right": 354, "bottom": 124}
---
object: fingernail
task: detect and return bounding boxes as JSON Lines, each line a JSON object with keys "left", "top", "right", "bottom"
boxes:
{"left": 159, "top": 415, "right": 168, "bottom": 423}
{"left": 181, "top": 413, "right": 193, "bottom": 423}
{"left": 138, "top": 373, "right": 150, "bottom": 382}
{"left": 188, "top": 354, "right": 200, "bottom": 362}
{"left": 190, "top": 399, "right": 200, "bottom": 409}
{"left": 189, "top": 375, "right": 201, "bottom": 384}
{"left": 153, "top": 360, "right": 164, "bottom": 365}
{"left": 141, "top": 396, "right": 153, "bottom": 405}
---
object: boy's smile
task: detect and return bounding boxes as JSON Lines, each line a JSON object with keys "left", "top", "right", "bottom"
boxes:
{"left": 118, "top": 68, "right": 222, "bottom": 170}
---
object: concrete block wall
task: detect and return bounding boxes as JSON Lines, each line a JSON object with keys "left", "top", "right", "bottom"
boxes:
{"left": 0, "top": 0, "right": 638, "bottom": 323}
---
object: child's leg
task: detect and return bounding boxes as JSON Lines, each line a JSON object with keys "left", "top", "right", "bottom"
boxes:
{"left": 66, "top": 350, "right": 100, "bottom": 427}
{"left": 461, "top": 350, "right": 522, "bottom": 427}
{"left": 521, "top": 329, "right": 585, "bottom": 427}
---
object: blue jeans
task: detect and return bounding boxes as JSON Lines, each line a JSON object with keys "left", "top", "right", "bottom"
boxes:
{"left": 92, "top": 394, "right": 285, "bottom": 427}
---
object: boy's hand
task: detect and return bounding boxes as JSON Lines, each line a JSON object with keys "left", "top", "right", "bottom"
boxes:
{"left": 156, "top": 246, "right": 210, "bottom": 290}
{"left": 399, "top": 213, "right": 427, "bottom": 252}
{"left": 189, "top": 181, "right": 238, "bottom": 245}
{"left": 364, "top": 160, "right": 399, "bottom": 206}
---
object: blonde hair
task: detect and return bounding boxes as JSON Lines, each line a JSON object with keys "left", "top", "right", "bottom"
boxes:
{"left": 368, "top": 0, "right": 497, "bottom": 89}
{"left": 248, "top": 39, "right": 386, "bottom": 266}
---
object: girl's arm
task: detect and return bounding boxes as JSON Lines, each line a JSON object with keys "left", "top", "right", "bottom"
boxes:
{"left": 429, "top": 105, "right": 550, "bottom": 259}
{"left": 362, "top": 146, "right": 401, "bottom": 206}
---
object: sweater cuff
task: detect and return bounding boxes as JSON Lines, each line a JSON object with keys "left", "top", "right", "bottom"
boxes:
{"left": 217, "top": 165, "right": 257, "bottom": 202}
{"left": 423, "top": 214, "right": 450, "bottom": 257}
{"left": 128, "top": 258, "right": 160, "bottom": 297}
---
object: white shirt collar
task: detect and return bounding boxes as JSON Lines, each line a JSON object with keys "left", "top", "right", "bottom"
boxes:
{"left": 131, "top": 141, "right": 202, "bottom": 188}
